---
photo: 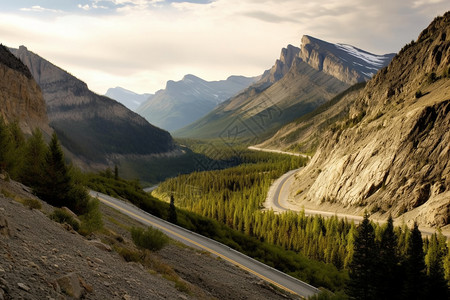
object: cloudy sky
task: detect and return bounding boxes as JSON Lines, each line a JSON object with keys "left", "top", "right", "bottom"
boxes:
{"left": 1, "top": 0, "right": 449, "bottom": 94}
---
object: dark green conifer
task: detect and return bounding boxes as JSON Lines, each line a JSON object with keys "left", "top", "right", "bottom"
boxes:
{"left": 403, "top": 222, "right": 427, "bottom": 300}
{"left": 347, "top": 213, "right": 377, "bottom": 300}
{"left": 35, "top": 133, "right": 72, "bottom": 207}
{"left": 375, "top": 215, "right": 401, "bottom": 300}
{"left": 425, "top": 232, "right": 449, "bottom": 300}
{"left": 19, "top": 128, "right": 47, "bottom": 188}
{"left": 168, "top": 194, "right": 177, "bottom": 224}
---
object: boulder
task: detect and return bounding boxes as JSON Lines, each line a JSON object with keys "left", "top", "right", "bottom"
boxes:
{"left": 55, "top": 273, "right": 85, "bottom": 299}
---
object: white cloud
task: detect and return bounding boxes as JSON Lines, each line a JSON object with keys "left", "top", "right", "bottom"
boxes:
{"left": 78, "top": 4, "right": 91, "bottom": 11}
{"left": 4, "top": 0, "right": 450, "bottom": 94}
{"left": 20, "top": 5, "right": 63, "bottom": 13}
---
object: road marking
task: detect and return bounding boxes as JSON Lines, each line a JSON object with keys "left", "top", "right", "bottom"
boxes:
{"left": 97, "top": 196, "right": 302, "bottom": 297}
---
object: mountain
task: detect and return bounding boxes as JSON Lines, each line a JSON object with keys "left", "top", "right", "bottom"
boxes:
{"left": 136, "top": 74, "right": 259, "bottom": 132}
{"left": 255, "top": 82, "right": 367, "bottom": 155}
{"left": 280, "top": 12, "right": 450, "bottom": 228}
{"left": 0, "top": 44, "right": 51, "bottom": 135}
{"left": 105, "top": 87, "right": 152, "bottom": 111}
{"left": 175, "top": 37, "right": 393, "bottom": 140}
{"left": 299, "top": 35, "right": 395, "bottom": 84}
{"left": 11, "top": 46, "right": 175, "bottom": 168}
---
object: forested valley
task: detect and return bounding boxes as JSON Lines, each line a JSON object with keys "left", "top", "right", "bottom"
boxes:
{"left": 153, "top": 142, "right": 450, "bottom": 299}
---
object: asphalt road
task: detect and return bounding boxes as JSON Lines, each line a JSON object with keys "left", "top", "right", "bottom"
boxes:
{"left": 268, "top": 170, "right": 450, "bottom": 239}
{"left": 89, "top": 191, "right": 319, "bottom": 298}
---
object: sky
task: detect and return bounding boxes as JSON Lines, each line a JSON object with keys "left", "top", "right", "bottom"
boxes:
{"left": 1, "top": 1, "right": 449, "bottom": 95}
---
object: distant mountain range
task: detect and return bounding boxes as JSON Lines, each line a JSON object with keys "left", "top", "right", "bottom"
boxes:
{"left": 135, "top": 74, "right": 259, "bottom": 132}
{"left": 175, "top": 36, "right": 394, "bottom": 141}
{"left": 11, "top": 46, "right": 175, "bottom": 169}
{"left": 105, "top": 87, "right": 152, "bottom": 111}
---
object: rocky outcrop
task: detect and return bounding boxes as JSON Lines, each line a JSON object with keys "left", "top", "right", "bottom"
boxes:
{"left": 11, "top": 46, "right": 175, "bottom": 166}
{"left": 291, "top": 12, "right": 450, "bottom": 227}
{"left": 299, "top": 35, "right": 395, "bottom": 85}
{"left": 0, "top": 45, "right": 50, "bottom": 135}
{"left": 263, "top": 44, "right": 300, "bottom": 84}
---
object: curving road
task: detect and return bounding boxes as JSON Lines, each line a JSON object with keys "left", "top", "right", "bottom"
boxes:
{"left": 266, "top": 170, "right": 450, "bottom": 239}
{"left": 89, "top": 191, "right": 319, "bottom": 298}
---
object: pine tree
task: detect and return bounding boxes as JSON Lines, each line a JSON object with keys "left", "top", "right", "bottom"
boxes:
{"left": 347, "top": 213, "right": 377, "bottom": 300}
{"left": 35, "top": 133, "right": 72, "bottom": 207}
{"left": 19, "top": 128, "right": 47, "bottom": 188}
{"left": 114, "top": 164, "right": 119, "bottom": 180}
{"left": 375, "top": 215, "right": 401, "bottom": 300}
{"left": 425, "top": 232, "right": 448, "bottom": 300}
{"left": 168, "top": 194, "right": 177, "bottom": 224}
{"left": 403, "top": 222, "right": 427, "bottom": 300}
{"left": 6, "top": 121, "right": 25, "bottom": 178}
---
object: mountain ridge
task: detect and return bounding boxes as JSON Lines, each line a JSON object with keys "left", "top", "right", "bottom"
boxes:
{"left": 136, "top": 73, "right": 259, "bottom": 132}
{"left": 175, "top": 35, "right": 393, "bottom": 140}
{"left": 11, "top": 46, "right": 175, "bottom": 169}
{"left": 105, "top": 87, "right": 152, "bottom": 111}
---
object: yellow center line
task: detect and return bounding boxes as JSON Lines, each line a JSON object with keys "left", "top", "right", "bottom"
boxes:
{"left": 98, "top": 196, "right": 301, "bottom": 297}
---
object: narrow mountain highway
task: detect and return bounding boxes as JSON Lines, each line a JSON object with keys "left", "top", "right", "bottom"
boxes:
{"left": 89, "top": 191, "right": 319, "bottom": 298}
{"left": 248, "top": 146, "right": 311, "bottom": 159}
{"left": 266, "top": 170, "right": 450, "bottom": 239}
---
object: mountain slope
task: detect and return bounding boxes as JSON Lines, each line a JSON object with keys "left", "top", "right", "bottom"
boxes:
{"left": 136, "top": 74, "right": 258, "bottom": 132}
{"left": 256, "top": 82, "right": 367, "bottom": 155}
{"left": 175, "top": 37, "right": 393, "bottom": 140}
{"left": 0, "top": 44, "right": 51, "bottom": 135}
{"left": 287, "top": 12, "right": 450, "bottom": 228}
{"left": 11, "top": 46, "right": 174, "bottom": 167}
{"left": 105, "top": 87, "right": 152, "bottom": 111}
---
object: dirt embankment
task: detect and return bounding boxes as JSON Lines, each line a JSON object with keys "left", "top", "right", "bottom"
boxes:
{"left": 0, "top": 178, "right": 296, "bottom": 300}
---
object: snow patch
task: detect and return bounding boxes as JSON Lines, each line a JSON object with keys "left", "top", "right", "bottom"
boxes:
{"left": 335, "top": 43, "right": 387, "bottom": 67}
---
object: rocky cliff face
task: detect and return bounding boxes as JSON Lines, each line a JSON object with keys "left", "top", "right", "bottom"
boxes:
{"left": 11, "top": 46, "right": 174, "bottom": 167}
{"left": 0, "top": 45, "right": 50, "bottom": 135}
{"left": 262, "top": 44, "right": 300, "bottom": 84}
{"left": 290, "top": 13, "right": 450, "bottom": 227}
{"left": 299, "top": 35, "right": 395, "bottom": 85}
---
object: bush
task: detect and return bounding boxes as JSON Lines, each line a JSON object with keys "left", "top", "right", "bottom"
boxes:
{"left": 22, "top": 198, "right": 42, "bottom": 210}
{"left": 415, "top": 90, "right": 423, "bottom": 98}
{"left": 50, "top": 208, "right": 80, "bottom": 231}
{"left": 428, "top": 72, "right": 438, "bottom": 83}
{"left": 66, "top": 183, "right": 90, "bottom": 215}
{"left": 130, "top": 226, "right": 169, "bottom": 251}
{"left": 78, "top": 199, "right": 103, "bottom": 236}
{"left": 116, "top": 247, "right": 141, "bottom": 262}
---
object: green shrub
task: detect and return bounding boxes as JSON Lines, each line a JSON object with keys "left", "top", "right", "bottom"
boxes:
{"left": 22, "top": 198, "right": 42, "bottom": 210}
{"left": 116, "top": 247, "right": 141, "bottom": 262}
{"left": 428, "top": 72, "right": 438, "bottom": 83}
{"left": 415, "top": 90, "right": 423, "bottom": 98}
{"left": 50, "top": 208, "right": 80, "bottom": 231}
{"left": 78, "top": 199, "right": 103, "bottom": 236}
{"left": 130, "top": 226, "right": 169, "bottom": 251}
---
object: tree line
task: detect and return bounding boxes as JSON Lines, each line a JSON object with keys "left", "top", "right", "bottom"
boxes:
{"left": 348, "top": 214, "right": 448, "bottom": 300}
{"left": 0, "top": 118, "right": 90, "bottom": 215}
{"left": 155, "top": 151, "right": 450, "bottom": 298}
